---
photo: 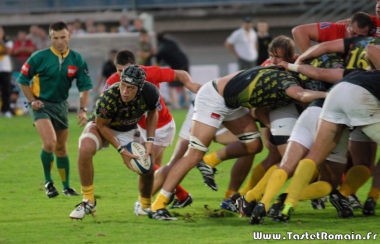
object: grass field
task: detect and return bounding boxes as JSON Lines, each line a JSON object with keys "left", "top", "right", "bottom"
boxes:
{"left": 0, "top": 110, "right": 379, "bottom": 244}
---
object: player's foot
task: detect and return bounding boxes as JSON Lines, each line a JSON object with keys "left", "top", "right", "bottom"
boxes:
{"left": 45, "top": 181, "right": 59, "bottom": 198}
{"left": 171, "top": 194, "right": 193, "bottom": 209}
{"left": 250, "top": 202, "right": 266, "bottom": 225}
{"left": 230, "top": 192, "right": 241, "bottom": 205}
{"left": 363, "top": 197, "right": 376, "bottom": 216}
{"left": 148, "top": 209, "right": 177, "bottom": 221}
{"left": 329, "top": 190, "right": 354, "bottom": 218}
{"left": 267, "top": 193, "right": 287, "bottom": 218}
{"left": 134, "top": 201, "right": 150, "bottom": 216}
{"left": 348, "top": 194, "right": 363, "bottom": 210}
{"left": 310, "top": 198, "right": 326, "bottom": 210}
{"left": 69, "top": 199, "right": 97, "bottom": 220}
{"left": 196, "top": 160, "right": 218, "bottom": 191}
{"left": 63, "top": 187, "right": 80, "bottom": 196}
{"left": 273, "top": 202, "right": 293, "bottom": 223}
{"left": 220, "top": 199, "right": 238, "bottom": 213}
{"left": 235, "top": 196, "right": 256, "bottom": 217}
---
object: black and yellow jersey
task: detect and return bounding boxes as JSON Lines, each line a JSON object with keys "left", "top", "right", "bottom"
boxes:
{"left": 92, "top": 82, "right": 160, "bottom": 132}
{"left": 223, "top": 66, "right": 300, "bottom": 109}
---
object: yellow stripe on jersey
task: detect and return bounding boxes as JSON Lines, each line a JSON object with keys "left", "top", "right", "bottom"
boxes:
{"left": 241, "top": 69, "right": 266, "bottom": 108}
{"left": 31, "top": 74, "right": 41, "bottom": 98}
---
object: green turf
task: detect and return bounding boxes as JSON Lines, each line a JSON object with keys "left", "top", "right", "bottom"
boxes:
{"left": 0, "top": 111, "right": 379, "bottom": 244}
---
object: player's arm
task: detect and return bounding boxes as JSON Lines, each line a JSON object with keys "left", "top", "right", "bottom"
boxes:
{"left": 285, "top": 85, "right": 326, "bottom": 104}
{"left": 77, "top": 90, "right": 89, "bottom": 126}
{"left": 279, "top": 61, "right": 344, "bottom": 83}
{"left": 95, "top": 117, "right": 120, "bottom": 149}
{"left": 366, "top": 44, "right": 380, "bottom": 70}
{"left": 173, "top": 70, "right": 201, "bottom": 93}
{"left": 292, "top": 23, "right": 320, "bottom": 53}
{"left": 295, "top": 39, "right": 345, "bottom": 64}
{"left": 144, "top": 108, "right": 158, "bottom": 158}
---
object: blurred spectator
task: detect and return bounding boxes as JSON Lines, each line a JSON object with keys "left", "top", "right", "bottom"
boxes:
{"left": 85, "top": 18, "right": 96, "bottom": 33}
{"left": 256, "top": 20, "right": 272, "bottom": 65}
{"left": 118, "top": 15, "right": 133, "bottom": 33}
{"left": 10, "top": 77, "right": 22, "bottom": 116}
{"left": 0, "top": 26, "right": 14, "bottom": 118}
{"left": 137, "top": 29, "right": 155, "bottom": 66}
{"left": 26, "top": 25, "right": 41, "bottom": 47}
{"left": 86, "top": 26, "right": 97, "bottom": 34}
{"left": 72, "top": 18, "right": 86, "bottom": 35}
{"left": 11, "top": 30, "right": 35, "bottom": 72}
{"left": 67, "top": 23, "right": 74, "bottom": 35}
{"left": 225, "top": 16, "right": 258, "bottom": 70}
{"left": 110, "top": 26, "right": 119, "bottom": 33}
{"left": 96, "top": 23, "right": 107, "bottom": 33}
{"left": 130, "top": 18, "right": 144, "bottom": 32}
{"left": 93, "top": 49, "right": 118, "bottom": 96}
{"left": 156, "top": 32, "right": 190, "bottom": 109}
{"left": 36, "top": 28, "right": 50, "bottom": 50}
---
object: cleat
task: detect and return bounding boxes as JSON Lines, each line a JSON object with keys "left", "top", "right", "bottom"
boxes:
{"left": 311, "top": 198, "right": 326, "bottom": 210}
{"left": 230, "top": 192, "right": 241, "bottom": 205}
{"left": 148, "top": 208, "right": 177, "bottom": 221}
{"left": 348, "top": 194, "right": 363, "bottom": 210}
{"left": 69, "top": 199, "right": 97, "bottom": 220}
{"left": 267, "top": 193, "right": 287, "bottom": 218}
{"left": 63, "top": 187, "right": 80, "bottom": 196}
{"left": 273, "top": 202, "right": 293, "bottom": 223}
{"left": 220, "top": 199, "right": 238, "bottom": 213}
{"left": 167, "top": 190, "right": 176, "bottom": 206}
{"left": 235, "top": 196, "right": 256, "bottom": 217}
{"left": 134, "top": 201, "right": 150, "bottom": 216}
{"left": 45, "top": 182, "right": 59, "bottom": 198}
{"left": 171, "top": 194, "right": 193, "bottom": 209}
{"left": 329, "top": 190, "right": 354, "bottom": 218}
{"left": 196, "top": 160, "right": 218, "bottom": 191}
{"left": 363, "top": 197, "right": 376, "bottom": 216}
{"left": 250, "top": 202, "right": 266, "bottom": 225}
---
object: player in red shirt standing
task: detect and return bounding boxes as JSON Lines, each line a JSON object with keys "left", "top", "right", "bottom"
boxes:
{"left": 103, "top": 50, "right": 201, "bottom": 214}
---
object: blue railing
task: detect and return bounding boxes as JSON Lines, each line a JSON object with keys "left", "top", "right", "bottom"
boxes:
{"left": 0, "top": 0, "right": 319, "bottom": 13}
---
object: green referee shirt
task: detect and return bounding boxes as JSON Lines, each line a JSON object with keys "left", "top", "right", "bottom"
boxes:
{"left": 17, "top": 47, "right": 93, "bottom": 102}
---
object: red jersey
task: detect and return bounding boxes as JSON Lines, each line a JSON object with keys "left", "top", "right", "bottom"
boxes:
{"left": 104, "top": 65, "right": 175, "bottom": 129}
{"left": 370, "top": 15, "right": 380, "bottom": 37}
{"left": 317, "top": 22, "right": 347, "bottom": 42}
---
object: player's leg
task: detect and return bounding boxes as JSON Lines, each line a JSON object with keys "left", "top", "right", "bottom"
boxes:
{"left": 363, "top": 159, "right": 380, "bottom": 216}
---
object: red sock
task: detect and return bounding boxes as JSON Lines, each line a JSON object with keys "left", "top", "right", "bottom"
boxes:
{"left": 175, "top": 185, "right": 189, "bottom": 200}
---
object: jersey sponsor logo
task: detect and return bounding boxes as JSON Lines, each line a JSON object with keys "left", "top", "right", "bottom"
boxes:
{"left": 210, "top": 112, "right": 221, "bottom": 120}
{"left": 67, "top": 65, "right": 78, "bottom": 77}
{"left": 319, "top": 22, "right": 331, "bottom": 29}
{"left": 21, "top": 63, "right": 30, "bottom": 76}
{"left": 99, "top": 107, "right": 107, "bottom": 116}
{"left": 84, "top": 68, "right": 90, "bottom": 77}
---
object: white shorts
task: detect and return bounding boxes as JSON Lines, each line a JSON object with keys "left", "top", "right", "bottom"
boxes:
{"left": 349, "top": 127, "right": 374, "bottom": 142}
{"left": 289, "top": 106, "right": 348, "bottom": 164}
{"left": 179, "top": 102, "right": 231, "bottom": 140}
{"left": 269, "top": 103, "right": 299, "bottom": 136}
{"left": 193, "top": 81, "right": 249, "bottom": 128}
{"left": 138, "top": 119, "right": 176, "bottom": 147}
{"left": 321, "top": 82, "right": 380, "bottom": 127}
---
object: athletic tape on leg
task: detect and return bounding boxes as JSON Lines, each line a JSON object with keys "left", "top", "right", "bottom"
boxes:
{"left": 79, "top": 133, "right": 100, "bottom": 150}
{"left": 237, "top": 131, "right": 261, "bottom": 143}
{"left": 189, "top": 136, "right": 209, "bottom": 152}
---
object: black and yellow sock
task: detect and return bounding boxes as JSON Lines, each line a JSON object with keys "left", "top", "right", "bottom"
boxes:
{"left": 339, "top": 165, "right": 371, "bottom": 197}
{"left": 245, "top": 165, "right": 278, "bottom": 202}
{"left": 260, "top": 169, "right": 288, "bottom": 211}
{"left": 203, "top": 151, "right": 222, "bottom": 168}
{"left": 284, "top": 159, "right": 316, "bottom": 206}
{"left": 139, "top": 196, "right": 151, "bottom": 209}
{"left": 56, "top": 156, "right": 70, "bottom": 189}
{"left": 368, "top": 188, "right": 380, "bottom": 202}
{"left": 82, "top": 185, "right": 95, "bottom": 204}
{"left": 225, "top": 189, "right": 237, "bottom": 200}
{"left": 299, "top": 181, "right": 332, "bottom": 200}
{"left": 40, "top": 149, "right": 54, "bottom": 184}
{"left": 239, "top": 163, "right": 266, "bottom": 196}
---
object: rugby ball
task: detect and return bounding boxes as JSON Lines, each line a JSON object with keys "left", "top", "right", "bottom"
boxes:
{"left": 125, "top": 142, "right": 152, "bottom": 174}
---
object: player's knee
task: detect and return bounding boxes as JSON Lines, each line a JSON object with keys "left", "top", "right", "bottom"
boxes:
{"left": 189, "top": 136, "right": 209, "bottom": 153}
{"left": 79, "top": 133, "right": 100, "bottom": 154}
{"left": 43, "top": 138, "right": 56, "bottom": 152}
{"left": 237, "top": 132, "right": 263, "bottom": 154}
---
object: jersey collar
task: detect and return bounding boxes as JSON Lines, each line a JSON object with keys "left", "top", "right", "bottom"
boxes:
{"left": 50, "top": 46, "right": 70, "bottom": 58}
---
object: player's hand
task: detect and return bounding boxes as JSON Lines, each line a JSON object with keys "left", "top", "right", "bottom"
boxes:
{"left": 77, "top": 111, "right": 87, "bottom": 127}
{"left": 30, "top": 100, "right": 44, "bottom": 110}
{"left": 120, "top": 150, "right": 139, "bottom": 172}
{"left": 188, "top": 83, "right": 202, "bottom": 93}
{"left": 277, "top": 61, "right": 289, "bottom": 71}
{"left": 144, "top": 141, "right": 153, "bottom": 160}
